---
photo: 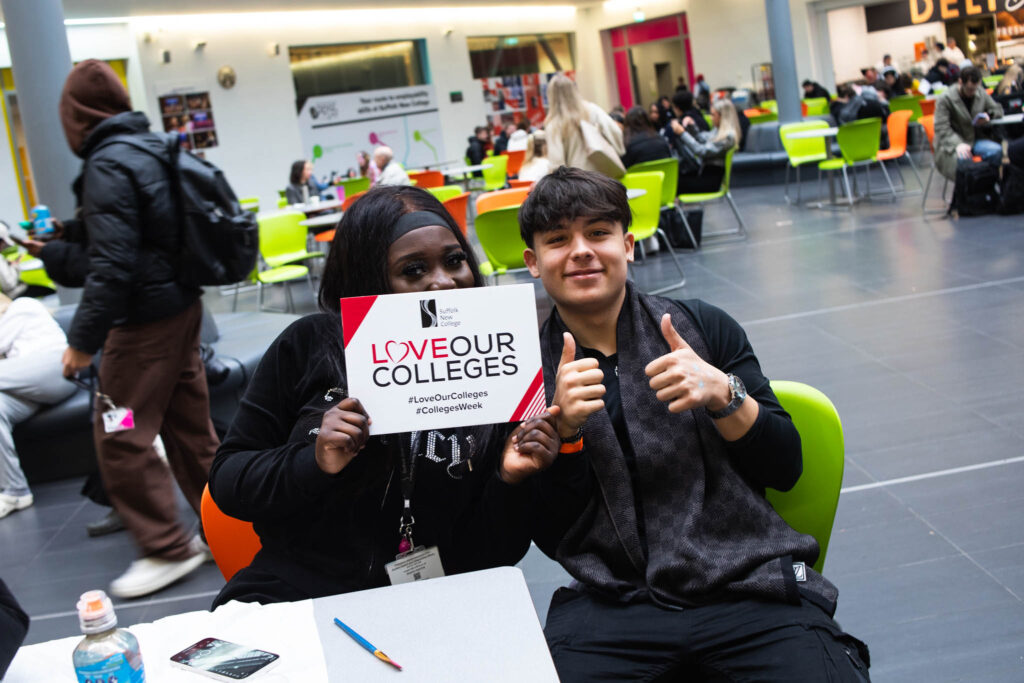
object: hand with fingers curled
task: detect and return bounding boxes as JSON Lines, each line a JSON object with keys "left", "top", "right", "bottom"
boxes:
{"left": 645, "top": 314, "right": 732, "bottom": 414}
{"left": 315, "top": 398, "right": 372, "bottom": 474}
{"left": 552, "top": 332, "right": 606, "bottom": 440}
{"left": 499, "top": 407, "right": 562, "bottom": 485}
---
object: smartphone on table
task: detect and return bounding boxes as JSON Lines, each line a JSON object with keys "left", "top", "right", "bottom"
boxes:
{"left": 169, "top": 637, "right": 280, "bottom": 680}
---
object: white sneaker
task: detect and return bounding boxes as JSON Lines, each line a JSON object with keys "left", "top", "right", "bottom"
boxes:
{"left": 109, "top": 552, "right": 205, "bottom": 599}
{"left": 189, "top": 534, "right": 214, "bottom": 563}
{"left": 0, "top": 492, "right": 33, "bottom": 519}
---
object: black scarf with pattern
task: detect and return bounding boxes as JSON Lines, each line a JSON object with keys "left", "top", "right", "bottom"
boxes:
{"left": 540, "top": 283, "right": 838, "bottom": 612}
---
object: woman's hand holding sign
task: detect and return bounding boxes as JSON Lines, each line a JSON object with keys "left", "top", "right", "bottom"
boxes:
{"left": 552, "top": 332, "right": 605, "bottom": 440}
{"left": 315, "top": 398, "right": 372, "bottom": 474}
{"left": 499, "top": 409, "right": 560, "bottom": 485}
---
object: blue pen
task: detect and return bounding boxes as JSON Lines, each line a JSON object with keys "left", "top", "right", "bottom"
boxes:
{"left": 334, "top": 617, "right": 403, "bottom": 671}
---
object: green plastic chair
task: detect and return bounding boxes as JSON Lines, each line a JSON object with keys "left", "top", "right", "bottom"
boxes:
{"left": 802, "top": 97, "right": 829, "bottom": 116}
{"left": 818, "top": 118, "right": 896, "bottom": 206}
{"left": 888, "top": 95, "right": 923, "bottom": 122}
{"left": 766, "top": 380, "right": 844, "bottom": 573}
{"left": 627, "top": 157, "right": 700, "bottom": 251}
{"left": 473, "top": 205, "right": 527, "bottom": 282}
{"left": 480, "top": 154, "right": 508, "bottom": 192}
{"left": 276, "top": 190, "right": 288, "bottom": 209}
{"left": 703, "top": 113, "right": 713, "bottom": 129}
{"left": 337, "top": 176, "right": 371, "bottom": 198}
{"left": 427, "top": 185, "right": 463, "bottom": 202}
{"left": 621, "top": 171, "right": 686, "bottom": 295}
{"left": 779, "top": 120, "right": 829, "bottom": 204}
{"left": 230, "top": 263, "right": 311, "bottom": 313}
{"left": 761, "top": 99, "right": 777, "bottom": 113}
{"left": 676, "top": 147, "right": 747, "bottom": 241}
{"left": 257, "top": 211, "right": 325, "bottom": 270}
{"left": 238, "top": 196, "right": 259, "bottom": 213}
{"left": 15, "top": 256, "right": 56, "bottom": 292}
{"left": 747, "top": 111, "right": 777, "bottom": 124}
{"left": 982, "top": 74, "right": 1002, "bottom": 88}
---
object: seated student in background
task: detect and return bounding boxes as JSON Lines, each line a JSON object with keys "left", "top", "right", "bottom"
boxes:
{"left": 0, "top": 294, "right": 77, "bottom": 519}
{"left": 663, "top": 90, "right": 708, "bottom": 152}
{"left": 669, "top": 98, "right": 741, "bottom": 194}
{"left": 934, "top": 66, "right": 1004, "bottom": 181}
{"left": 882, "top": 67, "right": 906, "bottom": 97}
{"left": 285, "top": 159, "right": 326, "bottom": 205}
{"left": 802, "top": 79, "right": 832, "bottom": 101}
{"left": 208, "top": 185, "right": 560, "bottom": 606}
{"left": 517, "top": 131, "right": 553, "bottom": 183}
{"left": 372, "top": 146, "right": 411, "bottom": 187}
{"left": 506, "top": 119, "right": 531, "bottom": 153}
{"left": 356, "top": 150, "right": 378, "bottom": 185}
{"left": 619, "top": 106, "right": 672, "bottom": 169}
{"left": 519, "top": 167, "right": 870, "bottom": 682}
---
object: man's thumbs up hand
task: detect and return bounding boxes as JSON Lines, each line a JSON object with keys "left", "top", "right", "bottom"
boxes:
{"left": 552, "top": 332, "right": 606, "bottom": 439}
{"left": 645, "top": 314, "right": 731, "bottom": 414}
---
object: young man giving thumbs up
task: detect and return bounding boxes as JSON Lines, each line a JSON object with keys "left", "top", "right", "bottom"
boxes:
{"left": 520, "top": 167, "right": 870, "bottom": 682}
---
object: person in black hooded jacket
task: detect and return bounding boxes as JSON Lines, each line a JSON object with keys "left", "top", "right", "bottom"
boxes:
{"left": 38, "top": 60, "right": 218, "bottom": 600}
{"left": 620, "top": 106, "right": 672, "bottom": 169}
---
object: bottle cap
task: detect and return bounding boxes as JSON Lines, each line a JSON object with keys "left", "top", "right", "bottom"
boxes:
{"left": 76, "top": 590, "right": 118, "bottom": 634}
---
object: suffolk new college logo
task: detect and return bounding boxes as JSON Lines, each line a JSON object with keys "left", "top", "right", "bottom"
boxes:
{"left": 420, "top": 299, "right": 438, "bottom": 327}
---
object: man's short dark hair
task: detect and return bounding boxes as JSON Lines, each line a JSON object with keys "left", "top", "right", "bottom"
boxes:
{"left": 474, "top": 126, "right": 487, "bottom": 135}
{"left": 935, "top": 42, "right": 945, "bottom": 51}
{"left": 518, "top": 167, "right": 631, "bottom": 247}
{"left": 802, "top": 79, "right": 813, "bottom": 88}
{"left": 671, "top": 90, "right": 694, "bottom": 112}
{"left": 960, "top": 66, "right": 982, "bottom": 84}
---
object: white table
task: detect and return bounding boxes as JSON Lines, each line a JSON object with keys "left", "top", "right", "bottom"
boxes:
{"left": 293, "top": 199, "right": 344, "bottom": 215}
{"left": 783, "top": 127, "right": 846, "bottom": 207}
{"left": 299, "top": 212, "right": 342, "bottom": 232}
{"left": 6, "top": 567, "right": 557, "bottom": 682}
{"left": 992, "top": 112, "right": 1023, "bottom": 126}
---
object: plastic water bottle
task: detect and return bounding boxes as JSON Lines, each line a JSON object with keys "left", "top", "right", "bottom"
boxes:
{"left": 72, "top": 590, "right": 146, "bottom": 683}
{"left": 30, "top": 205, "right": 55, "bottom": 239}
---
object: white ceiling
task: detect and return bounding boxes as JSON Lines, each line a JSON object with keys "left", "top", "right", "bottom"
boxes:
{"left": 52, "top": 0, "right": 593, "bottom": 20}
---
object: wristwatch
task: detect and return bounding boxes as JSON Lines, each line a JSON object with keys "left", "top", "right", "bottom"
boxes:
{"left": 707, "top": 374, "right": 747, "bottom": 419}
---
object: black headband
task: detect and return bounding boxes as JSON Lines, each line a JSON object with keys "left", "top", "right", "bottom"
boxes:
{"left": 389, "top": 211, "right": 458, "bottom": 245}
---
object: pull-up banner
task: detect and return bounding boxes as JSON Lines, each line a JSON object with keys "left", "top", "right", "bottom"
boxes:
{"left": 866, "top": 0, "right": 1020, "bottom": 32}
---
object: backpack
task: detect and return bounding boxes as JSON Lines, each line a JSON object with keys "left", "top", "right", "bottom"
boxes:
{"left": 96, "top": 133, "right": 259, "bottom": 286}
{"left": 947, "top": 162, "right": 1000, "bottom": 217}
{"left": 998, "top": 163, "right": 1024, "bottom": 215}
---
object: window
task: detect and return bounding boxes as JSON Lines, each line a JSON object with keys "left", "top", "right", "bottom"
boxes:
{"left": 467, "top": 33, "right": 574, "bottom": 79}
{"left": 289, "top": 40, "right": 428, "bottom": 111}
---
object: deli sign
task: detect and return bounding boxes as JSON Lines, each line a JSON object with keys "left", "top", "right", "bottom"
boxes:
{"left": 910, "top": 0, "right": 1020, "bottom": 23}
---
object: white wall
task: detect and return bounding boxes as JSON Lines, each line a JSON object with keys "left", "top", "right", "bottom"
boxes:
{"left": 827, "top": 5, "right": 942, "bottom": 83}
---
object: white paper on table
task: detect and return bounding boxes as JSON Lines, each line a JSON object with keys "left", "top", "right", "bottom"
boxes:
{"left": 5, "top": 598, "right": 326, "bottom": 682}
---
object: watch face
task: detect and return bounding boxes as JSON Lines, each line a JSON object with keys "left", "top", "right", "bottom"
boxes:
{"left": 730, "top": 374, "right": 747, "bottom": 401}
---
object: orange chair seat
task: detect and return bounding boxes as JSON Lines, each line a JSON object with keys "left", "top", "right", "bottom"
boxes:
{"left": 919, "top": 100, "right": 935, "bottom": 116}
{"left": 200, "top": 484, "right": 262, "bottom": 582}
{"left": 476, "top": 187, "right": 530, "bottom": 214}
{"left": 314, "top": 229, "right": 336, "bottom": 243}
{"left": 507, "top": 179, "right": 534, "bottom": 189}
{"left": 442, "top": 192, "right": 470, "bottom": 236}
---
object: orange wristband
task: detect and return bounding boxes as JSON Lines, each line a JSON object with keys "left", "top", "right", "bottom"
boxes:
{"left": 559, "top": 437, "right": 584, "bottom": 454}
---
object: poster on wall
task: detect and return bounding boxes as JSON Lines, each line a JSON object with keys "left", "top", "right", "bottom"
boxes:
{"left": 479, "top": 71, "right": 575, "bottom": 133}
{"left": 158, "top": 92, "right": 219, "bottom": 150}
{"left": 997, "top": 9, "right": 1024, "bottom": 41}
{"left": 296, "top": 85, "right": 445, "bottom": 176}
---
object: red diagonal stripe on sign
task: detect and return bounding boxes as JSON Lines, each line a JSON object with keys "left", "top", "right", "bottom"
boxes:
{"left": 510, "top": 368, "right": 546, "bottom": 422}
{"left": 339, "top": 295, "right": 378, "bottom": 348}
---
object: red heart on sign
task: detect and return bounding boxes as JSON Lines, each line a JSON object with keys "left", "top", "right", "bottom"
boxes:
{"left": 385, "top": 340, "right": 411, "bottom": 363}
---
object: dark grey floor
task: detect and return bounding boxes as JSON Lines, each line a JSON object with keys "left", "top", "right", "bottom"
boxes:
{"left": 5, "top": 163, "right": 1024, "bottom": 681}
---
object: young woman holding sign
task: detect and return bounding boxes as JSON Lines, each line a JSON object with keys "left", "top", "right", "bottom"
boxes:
{"left": 208, "top": 186, "right": 560, "bottom": 606}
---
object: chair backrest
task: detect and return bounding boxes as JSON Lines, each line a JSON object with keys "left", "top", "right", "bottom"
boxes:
{"left": 504, "top": 149, "right": 526, "bottom": 176}
{"left": 200, "top": 484, "right": 262, "bottom": 581}
{"left": 837, "top": 117, "right": 882, "bottom": 164}
{"left": 337, "top": 176, "right": 371, "bottom": 195}
{"left": 802, "top": 97, "right": 829, "bottom": 116}
{"left": 918, "top": 114, "right": 935, "bottom": 150}
{"left": 779, "top": 120, "right": 829, "bottom": 161}
{"left": 411, "top": 170, "right": 444, "bottom": 188}
{"left": 476, "top": 186, "right": 530, "bottom": 214}
{"left": 342, "top": 190, "right": 367, "bottom": 212}
{"left": 238, "top": 196, "right": 260, "bottom": 213}
{"left": 257, "top": 211, "right": 306, "bottom": 260}
{"left": 765, "top": 381, "right": 844, "bottom": 573}
{"left": 885, "top": 109, "right": 913, "bottom": 155}
{"left": 481, "top": 154, "right": 509, "bottom": 191}
{"left": 474, "top": 205, "right": 527, "bottom": 272}
{"left": 626, "top": 157, "right": 679, "bottom": 209}
{"left": 620, "top": 171, "right": 664, "bottom": 241}
{"left": 508, "top": 178, "right": 534, "bottom": 189}
{"left": 427, "top": 185, "right": 463, "bottom": 202}
{"left": 887, "top": 95, "right": 924, "bottom": 121}
{"left": 761, "top": 99, "right": 778, "bottom": 113}
{"left": 918, "top": 99, "right": 935, "bottom": 116}
{"left": 442, "top": 192, "right": 470, "bottom": 236}
{"left": 721, "top": 146, "right": 736, "bottom": 192}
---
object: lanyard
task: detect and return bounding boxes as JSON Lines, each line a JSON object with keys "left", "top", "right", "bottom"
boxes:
{"left": 396, "top": 431, "right": 421, "bottom": 554}
{"left": 68, "top": 374, "right": 119, "bottom": 412}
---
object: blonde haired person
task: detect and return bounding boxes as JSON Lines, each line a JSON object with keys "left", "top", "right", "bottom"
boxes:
{"left": 517, "top": 131, "right": 552, "bottom": 183}
{"left": 997, "top": 64, "right": 1023, "bottom": 96}
{"left": 669, "top": 98, "right": 742, "bottom": 193}
{"left": 544, "top": 73, "right": 625, "bottom": 176}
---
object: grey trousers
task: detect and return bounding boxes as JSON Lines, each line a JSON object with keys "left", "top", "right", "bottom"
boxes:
{"left": 0, "top": 347, "right": 77, "bottom": 492}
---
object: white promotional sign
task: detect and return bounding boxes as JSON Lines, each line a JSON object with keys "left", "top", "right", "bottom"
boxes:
{"left": 340, "top": 284, "right": 546, "bottom": 435}
{"left": 297, "top": 85, "right": 446, "bottom": 176}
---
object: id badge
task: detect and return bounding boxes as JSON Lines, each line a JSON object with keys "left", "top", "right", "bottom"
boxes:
{"left": 102, "top": 406, "right": 135, "bottom": 433}
{"left": 384, "top": 546, "right": 445, "bottom": 585}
